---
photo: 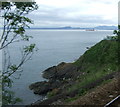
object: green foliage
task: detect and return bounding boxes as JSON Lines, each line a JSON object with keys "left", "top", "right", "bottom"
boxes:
{"left": 1, "top": 2, "right": 12, "bottom": 10}
{"left": 24, "top": 44, "right": 36, "bottom": 53}
{"left": 1, "top": 2, "right": 38, "bottom": 49}
{"left": 74, "top": 40, "right": 118, "bottom": 71}
{"left": 9, "top": 65, "right": 18, "bottom": 72}
{"left": 118, "top": 25, "right": 120, "bottom": 30}
{"left": 2, "top": 75, "right": 22, "bottom": 105}
{"left": 21, "top": 35, "right": 33, "bottom": 41}
{"left": 66, "top": 39, "right": 118, "bottom": 103}
{"left": 1, "top": 2, "right": 38, "bottom": 105}
{"left": 2, "top": 76, "right": 13, "bottom": 88}
{"left": 14, "top": 2, "right": 38, "bottom": 13}
{"left": 68, "top": 69, "right": 114, "bottom": 94}
{"left": 2, "top": 90, "right": 22, "bottom": 105}
{"left": 104, "top": 36, "right": 118, "bottom": 41}
{"left": 66, "top": 79, "right": 113, "bottom": 103}
{"left": 2, "top": 2, "right": 38, "bottom": 13}
{"left": 47, "top": 88, "right": 60, "bottom": 98}
{"left": 65, "top": 95, "right": 80, "bottom": 103}
{"left": 113, "top": 30, "right": 118, "bottom": 35}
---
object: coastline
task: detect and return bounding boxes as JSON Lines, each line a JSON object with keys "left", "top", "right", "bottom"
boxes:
{"left": 10, "top": 29, "right": 113, "bottom": 105}
{"left": 29, "top": 39, "right": 119, "bottom": 105}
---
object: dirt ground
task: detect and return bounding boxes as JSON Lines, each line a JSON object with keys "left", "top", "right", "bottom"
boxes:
{"left": 67, "top": 76, "right": 120, "bottom": 106}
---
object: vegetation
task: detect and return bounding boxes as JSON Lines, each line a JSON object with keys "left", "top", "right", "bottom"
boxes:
{"left": 104, "top": 35, "right": 118, "bottom": 41}
{"left": 0, "top": 2, "right": 38, "bottom": 105}
{"left": 65, "top": 38, "right": 118, "bottom": 102}
{"left": 64, "top": 26, "right": 119, "bottom": 102}
{"left": 45, "top": 34, "right": 118, "bottom": 103}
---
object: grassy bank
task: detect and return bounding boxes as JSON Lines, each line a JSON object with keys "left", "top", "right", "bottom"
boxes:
{"left": 47, "top": 39, "right": 118, "bottom": 103}
{"left": 65, "top": 39, "right": 118, "bottom": 102}
{"left": 64, "top": 40, "right": 118, "bottom": 101}
{"left": 31, "top": 37, "right": 118, "bottom": 105}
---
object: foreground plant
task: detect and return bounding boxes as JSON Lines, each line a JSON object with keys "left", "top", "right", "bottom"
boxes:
{"left": 0, "top": 2, "right": 38, "bottom": 105}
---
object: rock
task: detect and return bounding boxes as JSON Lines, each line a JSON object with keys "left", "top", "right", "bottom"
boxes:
{"left": 42, "top": 66, "right": 57, "bottom": 79}
{"left": 29, "top": 80, "right": 64, "bottom": 95}
{"left": 42, "top": 62, "right": 67, "bottom": 79}
{"left": 29, "top": 81, "right": 47, "bottom": 90}
{"left": 58, "top": 62, "right": 66, "bottom": 66}
{"left": 29, "top": 62, "right": 83, "bottom": 96}
{"left": 34, "top": 84, "right": 51, "bottom": 95}
{"left": 29, "top": 81, "right": 51, "bottom": 95}
{"left": 109, "top": 95, "right": 114, "bottom": 98}
{"left": 42, "top": 62, "right": 78, "bottom": 80}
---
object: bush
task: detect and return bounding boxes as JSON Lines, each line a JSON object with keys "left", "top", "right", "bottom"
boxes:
{"left": 104, "top": 36, "right": 118, "bottom": 41}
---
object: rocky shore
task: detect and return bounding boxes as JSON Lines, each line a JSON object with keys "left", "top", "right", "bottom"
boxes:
{"left": 29, "top": 62, "right": 83, "bottom": 95}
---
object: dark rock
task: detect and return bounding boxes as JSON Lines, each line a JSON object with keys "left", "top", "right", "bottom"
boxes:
{"left": 42, "top": 66, "right": 57, "bottom": 79}
{"left": 29, "top": 62, "right": 83, "bottom": 96}
{"left": 29, "top": 81, "right": 51, "bottom": 95}
{"left": 29, "top": 81, "right": 47, "bottom": 90}
{"left": 42, "top": 62, "right": 78, "bottom": 80}
{"left": 29, "top": 80, "right": 64, "bottom": 95}
{"left": 58, "top": 62, "right": 66, "bottom": 66}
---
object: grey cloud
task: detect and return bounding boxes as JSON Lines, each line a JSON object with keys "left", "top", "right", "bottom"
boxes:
{"left": 83, "top": 0, "right": 118, "bottom": 4}
{"left": 28, "top": 4, "right": 117, "bottom": 27}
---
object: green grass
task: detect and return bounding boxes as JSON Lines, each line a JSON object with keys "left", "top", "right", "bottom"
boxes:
{"left": 74, "top": 40, "right": 118, "bottom": 68}
{"left": 65, "top": 78, "right": 113, "bottom": 103}
{"left": 65, "top": 94, "right": 81, "bottom": 103}
{"left": 65, "top": 39, "right": 118, "bottom": 102}
{"left": 47, "top": 89, "right": 58, "bottom": 98}
{"left": 47, "top": 39, "right": 119, "bottom": 103}
{"left": 68, "top": 69, "right": 115, "bottom": 93}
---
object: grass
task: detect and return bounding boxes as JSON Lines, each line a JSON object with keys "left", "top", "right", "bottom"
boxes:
{"left": 65, "top": 39, "right": 118, "bottom": 102}
{"left": 68, "top": 69, "right": 116, "bottom": 93}
{"left": 65, "top": 78, "right": 113, "bottom": 103}
{"left": 46, "top": 39, "right": 118, "bottom": 103}
{"left": 47, "top": 88, "right": 59, "bottom": 98}
{"left": 65, "top": 94, "right": 81, "bottom": 103}
{"left": 74, "top": 40, "right": 118, "bottom": 67}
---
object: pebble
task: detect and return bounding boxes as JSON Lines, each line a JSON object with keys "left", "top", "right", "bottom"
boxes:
{"left": 109, "top": 95, "right": 114, "bottom": 98}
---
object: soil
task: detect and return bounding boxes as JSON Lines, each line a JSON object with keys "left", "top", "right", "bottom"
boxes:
{"left": 30, "top": 72, "right": 119, "bottom": 106}
{"left": 67, "top": 76, "right": 120, "bottom": 106}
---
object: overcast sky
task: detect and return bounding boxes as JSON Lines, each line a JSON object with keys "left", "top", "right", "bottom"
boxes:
{"left": 29, "top": 0, "right": 119, "bottom": 28}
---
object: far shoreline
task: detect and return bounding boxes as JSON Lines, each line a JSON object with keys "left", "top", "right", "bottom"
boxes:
{"left": 26, "top": 29, "right": 114, "bottom": 32}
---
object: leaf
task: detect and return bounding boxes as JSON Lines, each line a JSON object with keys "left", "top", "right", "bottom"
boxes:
{"left": 113, "top": 30, "right": 118, "bottom": 34}
{"left": 9, "top": 65, "right": 18, "bottom": 71}
{"left": 1, "top": 2, "right": 12, "bottom": 10}
{"left": 118, "top": 25, "right": 120, "bottom": 30}
{"left": 24, "top": 44, "right": 36, "bottom": 53}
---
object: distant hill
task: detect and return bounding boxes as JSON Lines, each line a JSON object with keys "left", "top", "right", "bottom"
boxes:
{"left": 29, "top": 26, "right": 118, "bottom": 30}
{"left": 0, "top": 25, "right": 117, "bottom": 30}
{"left": 94, "top": 26, "right": 118, "bottom": 30}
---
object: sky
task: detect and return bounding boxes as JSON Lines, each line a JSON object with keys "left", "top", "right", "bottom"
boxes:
{"left": 28, "top": 0, "right": 120, "bottom": 28}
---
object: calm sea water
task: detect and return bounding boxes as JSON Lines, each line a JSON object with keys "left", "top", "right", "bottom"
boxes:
{"left": 7, "top": 30, "right": 113, "bottom": 105}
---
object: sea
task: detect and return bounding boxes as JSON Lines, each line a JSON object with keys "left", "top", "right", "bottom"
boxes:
{"left": 2, "top": 29, "right": 114, "bottom": 105}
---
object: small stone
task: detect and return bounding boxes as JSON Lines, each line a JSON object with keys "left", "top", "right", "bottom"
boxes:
{"left": 109, "top": 95, "right": 114, "bottom": 98}
{"left": 114, "top": 91, "right": 118, "bottom": 94}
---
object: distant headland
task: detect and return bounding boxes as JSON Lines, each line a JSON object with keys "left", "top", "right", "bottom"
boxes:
{"left": 28, "top": 25, "right": 117, "bottom": 30}
{"left": 0, "top": 25, "right": 117, "bottom": 30}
